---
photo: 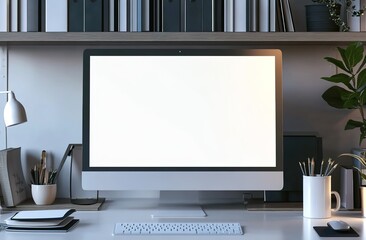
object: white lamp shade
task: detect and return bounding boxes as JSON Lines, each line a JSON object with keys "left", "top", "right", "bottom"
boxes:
{"left": 4, "top": 92, "right": 27, "bottom": 127}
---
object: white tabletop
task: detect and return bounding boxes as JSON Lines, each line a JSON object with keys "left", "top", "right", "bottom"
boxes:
{"left": 0, "top": 199, "right": 365, "bottom": 240}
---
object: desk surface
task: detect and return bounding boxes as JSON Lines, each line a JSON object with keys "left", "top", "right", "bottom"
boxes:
{"left": 0, "top": 199, "right": 365, "bottom": 240}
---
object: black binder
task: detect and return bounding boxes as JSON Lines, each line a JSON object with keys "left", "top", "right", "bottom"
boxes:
{"left": 162, "top": 0, "right": 181, "bottom": 32}
{"left": 68, "top": 0, "right": 84, "bottom": 32}
{"left": 85, "top": 0, "right": 103, "bottom": 32}
{"left": 186, "top": 0, "right": 213, "bottom": 32}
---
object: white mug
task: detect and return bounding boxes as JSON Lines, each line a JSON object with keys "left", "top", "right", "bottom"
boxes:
{"left": 303, "top": 175, "right": 340, "bottom": 218}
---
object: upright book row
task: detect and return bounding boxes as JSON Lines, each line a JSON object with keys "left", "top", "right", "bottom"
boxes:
{"left": 0, "top": 0, "right": 294, "bottom": 33}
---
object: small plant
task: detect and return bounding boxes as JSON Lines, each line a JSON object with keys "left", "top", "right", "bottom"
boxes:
{"left": 312, "top": 0, "right": 365, "bottom": 31}
{"left": 320, "top": 41, "right": 366, "bottom": 145}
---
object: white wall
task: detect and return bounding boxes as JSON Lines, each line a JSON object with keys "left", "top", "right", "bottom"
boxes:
{"left": 3, "top": 44, "right": 360, "bottom": 199}
{"left": 3, "top": 0, "right": 362, "bottom": 199}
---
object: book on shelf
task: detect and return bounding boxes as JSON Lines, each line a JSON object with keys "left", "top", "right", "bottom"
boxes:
{"left": 233, "top": 0, "right": 248, "bottom": 32}
{"left": 224, "top": 0, "right": 234, "bottom": 32}
{"left": 186, "top": 0, "right": 213, "bottom": 32}
{"left": 85, "top": 0, "right": 103, "bottom": 32}
{"left": 162, "top": 0, "right": 181, "bottom": 32}
{"left": 269, "top": 0, "right": 276, "bottom": 32}
{"left": 277, "top": 0, "right": 294, "bottom": 32}
{"left": 0, "top": 0, "right": 297, "bottom": 33}
{"left": 214, "top": 0, "right": 224, "bottom": 32}
{"left": 0, "top": 148, "right": 27, "bottom": 207}
{"left": 0, "top": 0, "right": 9, "bottom": 32}
{"left": 10, "top": 0, "right": 19, "bottom": 32}
{"left": 259, "top": 0, "right": 269, "bottom": 32}
{"left": 68, "top": 0, "right": 84, "bottom": 32}
{"left": 45, "top": 0, "right": 67, "bottom": 32}
{"left": 20, "top": 0, "right": 39, "bottom": 32}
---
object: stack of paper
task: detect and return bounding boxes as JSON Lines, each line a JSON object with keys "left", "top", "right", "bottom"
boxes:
{"left": 4, "top": 209, "right": 78, "bottom": 232}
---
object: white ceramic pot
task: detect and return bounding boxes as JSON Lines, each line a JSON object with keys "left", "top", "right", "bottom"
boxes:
{"left": 31, "top": 184, "right": 57, "bottom": 205}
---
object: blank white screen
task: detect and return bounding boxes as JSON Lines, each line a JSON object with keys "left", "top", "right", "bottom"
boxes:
{"left": 89, "top": 56, "right": 276, "bottom": 168}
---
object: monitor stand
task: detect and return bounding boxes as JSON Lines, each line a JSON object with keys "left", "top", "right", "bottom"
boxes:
{"left": 150, "top": 191, "right": 207, "bottom": 218}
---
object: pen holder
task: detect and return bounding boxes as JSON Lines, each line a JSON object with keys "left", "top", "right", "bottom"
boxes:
{"left": 303, "top": 175, "right": 340, "bottom": 218}
{"left": 31, "top": 184, "right": 57, "bottom": 205}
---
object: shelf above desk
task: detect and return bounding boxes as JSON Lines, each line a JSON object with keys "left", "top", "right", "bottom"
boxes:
{"left": 0, "top": 32, "right": 365, "bottom": 45}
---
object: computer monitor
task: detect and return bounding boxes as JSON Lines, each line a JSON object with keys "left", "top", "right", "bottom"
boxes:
{"left": 82, "top": 48, "right": 283, "bottom": 192}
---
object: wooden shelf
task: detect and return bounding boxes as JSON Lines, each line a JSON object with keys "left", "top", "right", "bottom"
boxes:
{"left": 0, "top": 32, "right": 365, "bottom": 45}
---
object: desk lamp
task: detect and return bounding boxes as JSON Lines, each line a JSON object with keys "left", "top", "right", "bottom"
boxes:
{"left": 0, "top": 91, "right": 27, "bottom": 127}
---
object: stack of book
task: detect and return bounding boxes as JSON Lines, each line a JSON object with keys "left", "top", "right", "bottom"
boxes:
{"left": 3, "top": 209, "right": 78, "bottom": 232}
{"left": 0, "top": 0, "right": 295, "bottom": 33}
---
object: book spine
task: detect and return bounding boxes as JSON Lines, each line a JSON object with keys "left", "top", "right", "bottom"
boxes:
{"left": 119, "top": 0, "right": 128, "bottom": 31}
{"left": 258, "top": 0, "right": 269, "bottom": 32}
{"left": 129, "top": 0, "right": 137, "bottom": 31}
{"left": 186, "top": 0, "right": 203, "bottom": 32}
{"left": 103, "top": 0, "right": 110, "bottom": 31}
{"left": 26, "top": 0, "right": 39, "bottom": 32}
{"left": 68, "top": 0, "right": 84, "bottom": 32}
{"left": 109, "top": 0, "right": 114, "bottom": 31}
{"left": 202, "top": 0, "right": 213, "bottom": 32}
{"left": 141, "top": 0, "right": 150, "bottom": 31}
{"left": 0, "top": 0, "right": 9, "bottom": 32}
{"left": 45, "top": 0, "right": 67, "bottom": 32}
{"left": 269, "top": 0, "right": 275, "bottom": 32}
{"left": 213, "top": 0, "right": 224, "bottom": 32}
{"left": 224, "top": 0, "right": 233, "bottom": 32}
{"left": 283, "top": 0, "right": 294, "bottom": 32}
{"left": 162, "top": 0, "right": 181, "bottom": 32}
{"left": 278, "top": 0, "right": 286, "bottom": 32}
{"left": 10, "top": 0, "right": 18, "bottom": 32}
{"left": 248, "top": 0, "right": 258, "bottom": 32}
{"left": 233, "top": 0, "right": 247, "bottom": 32}
{"left": 85, "top": 0, "right": 103, "bottom": 32}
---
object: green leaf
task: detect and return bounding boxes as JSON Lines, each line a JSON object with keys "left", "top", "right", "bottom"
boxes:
{"left": 357, "top": 68, "right": 366, "bottom": 89}
{"left": 322, "top": 86, "right": 357, "bottom": 109}
{"left": 345, "top": 119, "right": 364, "bottom": 130}
{"left": 354, "top": 167, "right": 366, "bottom": 180}
{"left": 321, "top": 73, "right": 352, "bottom": 84}
{"left": 324, "top": 57, "right": 349, "bottom": 73}
{"left": 356, "top": 55, "right": 366, "bottom": 74}
{"left": 341, "top": 42, "right": 364, "bottom": 69}
{"left": 321, "top": 74, "right": 353, "bottom": 90}
{"left": 339, "top": 153, "right": 366, "bottom": 167}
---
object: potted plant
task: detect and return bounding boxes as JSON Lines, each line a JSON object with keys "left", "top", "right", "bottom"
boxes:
{"left": 321, "top": 41, "right": 366, "bottom": 145}
{"left": 321, "top": 41, "right": 366, "bottom": 216}
{"left": 308, "top": 0, "right": 365, "bottom": 31}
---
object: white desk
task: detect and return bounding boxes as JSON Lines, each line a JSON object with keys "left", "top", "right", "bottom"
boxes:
{"left": 0, "top": 199, "right": 365, "bottom": 240}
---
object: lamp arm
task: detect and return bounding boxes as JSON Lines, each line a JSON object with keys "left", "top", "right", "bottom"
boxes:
{"left": 55, "top": 144, "right": 75, "bottom": 182}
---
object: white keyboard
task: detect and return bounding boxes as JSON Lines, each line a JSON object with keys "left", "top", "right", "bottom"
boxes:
{"left": 114, "top": 222, "right": 243, "bottom": 235}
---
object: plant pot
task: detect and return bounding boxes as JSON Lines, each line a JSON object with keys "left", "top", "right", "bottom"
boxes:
{"left": 31, "top": 184, "right": 57, "bottom": 205}
{"left": 361, "top": 186, "right": 366, "bottom": 217}
{"left": 305, "top": 4, "right": 340, "bottom": 32}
